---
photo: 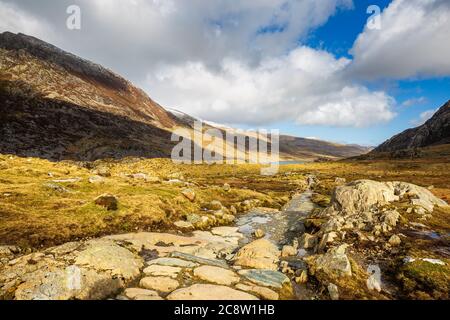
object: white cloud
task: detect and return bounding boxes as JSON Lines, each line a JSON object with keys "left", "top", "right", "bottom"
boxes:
{"left": 349, "top": 0, "right": 450, "bottom": 79}
{"left": 410, "top": 108, "right": 437, "bottom": 126}
{"left": 401, "top": 97, "right": 427, "bottom": 108}
{"left": 146, "top": 47, "right": 396, "bottom": 127}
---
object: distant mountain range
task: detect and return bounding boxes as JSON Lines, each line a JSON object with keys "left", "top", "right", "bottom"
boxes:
{"left": 373, "top": 101, "right": 450, "bottom": 153}
{"left": 0, "top": 32, "right": 370, "bottom": 162}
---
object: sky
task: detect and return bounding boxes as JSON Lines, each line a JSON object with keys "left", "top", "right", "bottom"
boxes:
{"left": 0, "top": 0, "right": 449, "bottom": 146}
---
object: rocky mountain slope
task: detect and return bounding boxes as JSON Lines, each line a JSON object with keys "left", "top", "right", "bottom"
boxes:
{"left": 0, "top": 32, "right": 369, "bottom": 161}
{"left": 374, "top": 101, "right": 450, "bottom": 153}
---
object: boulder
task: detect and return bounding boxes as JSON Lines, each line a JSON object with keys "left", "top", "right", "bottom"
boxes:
{"left": 388, "top": 234, "right": 401, "bottom": 246}
{"left": 88, "top": 175, "right": 105, "bottom": 184}
{"left": 307, "top": 244, "right": 352, "bottom": 278}
{"left": 327, "top": 283, "right": 339, "bottom": 300}
{"left": 299, "top": 233, "right": 317, "bottom": 249}
{"left": 94, "top": 194, "right": 118, "bottom": 211}
{"left": 174, "top": 221, "right": 194, "bottom": 231}
{"left": 167, "top": 284, "right": 259, "bottom": 300}
{"left": 193, "top": 266, "right": 240, "bottom": 285}
{"left": 233, "top": 239, "right": 280, "bottom": 270}
{"left": 223, "top": 183, "right": 231, "bottom": 192}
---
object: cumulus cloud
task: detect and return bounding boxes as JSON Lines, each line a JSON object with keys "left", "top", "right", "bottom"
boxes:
{"left": 146, "top": 47, "right": 395, "bottom": 126}
{"left": 349, "top": 0, "right": 450, "bottom": 79}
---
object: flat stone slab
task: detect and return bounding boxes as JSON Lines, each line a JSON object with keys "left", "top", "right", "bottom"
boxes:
{"left": 167, "top": 284, "right": 259, "bottom": 300}
{"left": 143, "top": 265, "right": 182, "bottom": 278}
{"left": 147, "top": 257, "right": 198, "bottom": 268}
{"left": 124, "top": 288, "right": 160, "bottom": 300}
{"left": 238, "top": 269, "right": 290, "bottom": 289}
{"left": 193, "top": 265, "right": 240, "bottom": 285}
{"left": 170, "top": 252, "right": 230, "bottom": 269}
{"left": 140, "top": 276, "right": 179, "bottom": 293}
{"left": 235, "top": 283, "right": 279, "bottom": 300}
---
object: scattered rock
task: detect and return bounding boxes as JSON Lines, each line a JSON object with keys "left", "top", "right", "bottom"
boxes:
{"left": 193, "top": 265, "right": 240, "bottom": 285}
{"left": 281, "top": 245, "right": 297, "bottom": 257}
{"left": 295, "top": 270, "right": 308, "bottom": 284}
{"left": 167, "top": 284, "right": 259, "bottom": 300}
{"left": 94, "top": 167, "right": 111, "bottom": 177}
{"left": 174, "top": 221, "right": 194, "bottom": 231}
{"left": 206, "top": 200, "right": 223, "bottom": 210}
{"left": 299, "top": 233, "right": 317, "bottom": 249}
{"left": 327, "top": 283, "right": 339, "bottom": 300}
{"left": 94, "top": 194, "right": 118, "bottom": 211}
{"left": 88, "top": 175, "right": 105, "bottom": 184}
{"left": 140, "top": 276, "right": 179, "bottom": 293}
{"left": 307, "top": 244, "right": 352, "bottom": 278}
{"left": 223, "top": 183, "right": 231, "bottom": 192}
{"left": 253, "top": 229, "right": 266, "bottom": 239}
{"left": 181, "top": 188, "right": 196, "bottom": 202}
{"left": 388, "top": 234, "right": 402, "bottom": 246}
{"left": 366, "top": 265, "right": 382, "bottom": 292}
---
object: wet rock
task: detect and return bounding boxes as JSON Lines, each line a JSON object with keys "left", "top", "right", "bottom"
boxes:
{"left": 143, "top": 265, "right": 181, "bottom": 278}
{"left": 170, "top": 252, "right": 230, "bottom": 268}
{"left": 181, "top": 188, "right": 196, "bottom": 202}
{"left": 233, "top": 239, "right": 280, "bottom": 270}
{"left": 235, "top": 283, "right": 279, "bottom": 300}
{"left": 94, "top": 194, "right": 118, "bottom": 211}
{"left": 327, "top": 283, "right": 339, "bottom": 300}
{"left": 140, "top": 276, "right": 179, "bottom": 293}
{"left": 147, "top": 257, "right": 198, "bottom": 268}
{"left": 193, "top": 265, "right": 239, "bottom": 285}
{"left": 167, "top": 284, "right": 259, "bottom": 300}
{"left": 238, "top": 269, "right": 290, "bottom": 289}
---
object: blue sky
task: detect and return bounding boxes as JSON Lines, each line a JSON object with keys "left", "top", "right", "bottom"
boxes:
{"left": 1, "top": 0, "right": 449, "bottom": 146}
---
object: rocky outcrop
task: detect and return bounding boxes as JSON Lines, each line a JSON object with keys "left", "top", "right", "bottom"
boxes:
{"left": 374, "top": 100, "right": 450, "bottom": 153}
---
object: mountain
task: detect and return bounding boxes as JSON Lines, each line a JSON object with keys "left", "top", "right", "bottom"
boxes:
{"left": 0, "top": 32, "right": 369, "bottom": 162}
{"left": 373, "top": 101, "right": 450, "bottom": 153}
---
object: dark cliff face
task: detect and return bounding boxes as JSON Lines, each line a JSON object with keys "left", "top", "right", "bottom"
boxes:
{"left": 373, "top": 101, "right": 450, "bottom": 153}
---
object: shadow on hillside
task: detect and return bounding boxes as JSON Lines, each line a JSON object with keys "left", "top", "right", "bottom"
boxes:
{"left": 0, "top": 80, "right": 208, "bottom": 162}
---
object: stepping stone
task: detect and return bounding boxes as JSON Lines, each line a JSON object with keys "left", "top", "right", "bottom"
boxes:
{"left": 170, "top": 252, "right": 229, "bottom": 268}
{"left": 235, "top": 283, "right": 279, "bottom": 300}
{"left": 167, "top": 284, "right": 259, "bottom": 300}
{"left": 211, "top": 227, "right": 243, "bottom": 238}
{"left": 143, "top": 265, "right": 181, "bottom": 278}
{"left": 146, "top": 257, "right": 198, "bottom": 268}
{"left": 193, "top": 265, "right": 240, "bottom": 285}
{"left": 123, "top": 288, "right": 160, "bottom": 300}
{"left": 238, "top": 269, "right": 290, "bottom": 289}
{"left": 140, "top": 276, "right": 179, "bottom": 293}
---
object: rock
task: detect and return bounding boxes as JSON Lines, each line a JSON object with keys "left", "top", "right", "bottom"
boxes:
{"left": 366, "top": 265, "right": 382, "bottom": 292}
{"left": 75, "top": 240, "right": 143, "bottom": 280}
{"left": 186, "top": 214, "right": 202, "bottom": 225}
{"left": 318, "top": 232, "right": 338, "bottom": 251}
{"left": 382, "top": 210, "right": 400, "bottom": 227}
{"left": 129, "top": 173, "right": 148, "bottom": 180}
{"left": 174, "top": 221, "right": 194, "bottom": 231}
{"left": 140, "top": 276, "right": 179, "bottom": 293}
{"left": 170, "top": 252, "right": 229, "bottom": 268}
{"left": 307, "top": 244, "right": 352, "bottom": 278}
{"left": 94, "top": 194, "right": 118, "bottom": 211}
{"left": 143, "top": 265, "right": 182, "bottom": 278}
{"left": 235, "top": 284, "right": 279, "bottom": 300}
{"left": 223, "top": 183, "right": 231, "bottom": 192}
{"left": 147, "top": 257, "right": 198, "bottom": 268}
{"left": 167, "top": 284, "right": 259, "bottom": 300}
{"left": 327, "top": 283, "right": 339, "bottom": 300}
{"left": 334, "top": 177, "right": 346, "bottom": 185}
{"left": 233, "top": 239, "right": 280, "bottom": 270}
{"left": 95, "top": 167, "right": 111, "bottom": 177}
{"left": 52, "top": 178, "right": 81, "bottom": 183}
{"left": 181, "top": 188, "right": 196, "bottom": 202}
{"left": 253, "top": 229, "right": 266, "bottom": 239}
{"left": 134, "top": 294, "right": 164, "bottom": 300}
{"left": 124, "top": 288, "right": 160, "bottom": 300}
{"left": 299, "top": 233, "right": 317, "bottom": 249}
{"left": 295, "top": 270, "right": 308, "bottom": 284}
{"left": 193, "top": 266, "right": 240, "bottom": 285}
{"left": 211, "top": 227, "right": 242, "bottom": 238}
{"left": 281, "top": 245, "right": 297, "bottom": 257}
{"left": 88, "top": 175, "right": 105, "bottom": 184}
{"left": 238, "top": 269, "right": 290, "bottom": 289}
{"left": 207, "top": 200, "right": 223, "bottom": 210}
{"left": 230, "top": 206, "right": 237, "bottom": 215}
{"left": 388, "top": 234, "right": 401, "bottom": 246}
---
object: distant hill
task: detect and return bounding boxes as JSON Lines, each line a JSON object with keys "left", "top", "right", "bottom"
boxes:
{"left": 373, "top": 101, "right": 450, "bottom": 153}
{"left": 0, "top": 32, "right": 370, "bottom": 162}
